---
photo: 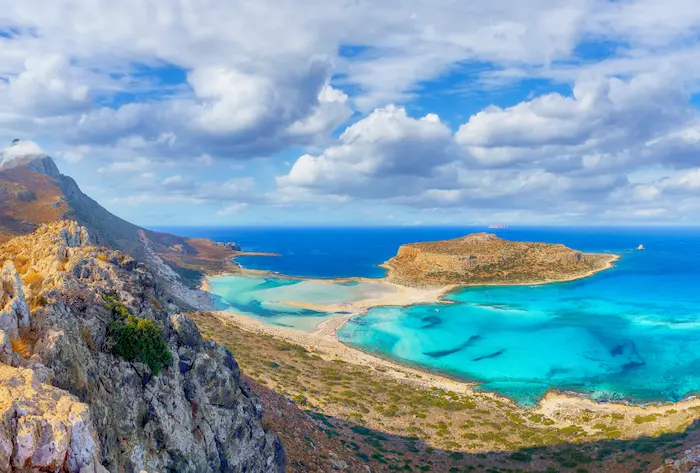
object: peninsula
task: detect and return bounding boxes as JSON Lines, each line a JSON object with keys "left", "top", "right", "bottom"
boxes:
{"left": 382, "top": 232, "right": 618, "bottom": 287}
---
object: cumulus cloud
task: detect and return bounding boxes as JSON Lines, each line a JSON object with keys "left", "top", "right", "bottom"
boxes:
{"left": 278, "top": 105, "right": 457, "bottom": 198}
{"left": 1, "top": 0, "right": 700, "bottom": 223}
{"left": 456, "top": 73, "right": 690, "bottom": 168}
{"left": 278, "top": 70, "right": 700, "bottom": 219}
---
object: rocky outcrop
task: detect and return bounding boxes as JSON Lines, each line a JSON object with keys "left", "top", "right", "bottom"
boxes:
{"left": 382, "top": 232, "right": 619, "bottom": 287}
{"left": 0, "top": 365, "right": 106, "bottom": 472}
{"left": 213, "top": 241, "right": 242, "bottom": 252}
{"left": 653, "top": 445, "right": 700, "bottom": 472}
{"left": 0, "top": 261, "right": 30, "bottom": 365}
{"left": 0, "top": 221, "right": 285, "bottom": 472}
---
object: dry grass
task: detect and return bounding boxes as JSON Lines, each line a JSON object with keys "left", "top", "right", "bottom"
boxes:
{"left": 22, "top": 270, "right": 43, "bottom": 288}
{"left": 11, "top": 337, "right": 31, "bottom": 358}
{"left": 29, "top": 294, "right": 48, "bottom": 311}
{"left": 12, "top": 255, "right": 30, "bottom": 274}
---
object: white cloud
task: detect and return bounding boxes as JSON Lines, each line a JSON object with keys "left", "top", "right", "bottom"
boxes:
{"left": 456, "top": 73, "right": 689, "bottom": 168}
{"left": 216, "top": 203, "right": 249, "bottom": 216}
{"left": 277, "top": 70, "right": 700, "bottom": 220}
{"left": 278, "top": 105, "right": 456, "bottom": 198}
{"left": 97, "top": 157, "right": 152, "bottom": 174}
{"left": 162, "top": 174, "right": 194, "bottom": 191}
{"left": 1, "top": 0, "right": 700, "bottom": 223}
{"left": 0, "top": 139, "right": 45, "bottom": 166}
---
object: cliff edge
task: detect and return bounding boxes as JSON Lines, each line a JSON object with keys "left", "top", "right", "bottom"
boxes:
{"left": 0, "top": 221, "right": 285, "bottom": 472}
{"left": 382, "top": 232, "right": 618, "bottom": 287}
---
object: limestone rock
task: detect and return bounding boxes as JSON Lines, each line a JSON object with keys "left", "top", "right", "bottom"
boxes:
{"left": 0, "top": 364, "right": 105, "bottom": 472}
{"left": 1, "top": 261, "right": 30, "bottom": 335}
{"left": 653, "top": 445, "right": 700, "bottom": 472}
{"left": 0, "top": 221, "right": 286, "bottom": 472}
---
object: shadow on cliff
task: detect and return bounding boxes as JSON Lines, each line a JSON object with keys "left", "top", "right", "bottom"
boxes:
{"left": 247, "top": 376, "right": 700, "bottom": 473}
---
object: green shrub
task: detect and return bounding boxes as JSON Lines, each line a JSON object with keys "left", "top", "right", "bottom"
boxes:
{"left": 103, "top": 294, "right": 173, "bottom": 375}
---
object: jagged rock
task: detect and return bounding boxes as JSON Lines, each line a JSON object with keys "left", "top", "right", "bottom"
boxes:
{"left": 0, "top": 221, "right": 285, "bottom": 472}
{"left": 59, "top": 221, "right": 91, "bottom": 247}
{"left": 0, "top": 364, "right": 106, "bottom": 472}
{"left": 0, "top": 261, "right": 30, "bottom": 340}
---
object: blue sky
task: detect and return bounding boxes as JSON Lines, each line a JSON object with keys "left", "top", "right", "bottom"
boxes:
{"left": 1, "top": 0, "right": 700, "bottom": 227}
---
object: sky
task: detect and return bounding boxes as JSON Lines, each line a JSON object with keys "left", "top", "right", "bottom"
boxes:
{"left": 1, "top": 0, "right": 700, "bottom": 227}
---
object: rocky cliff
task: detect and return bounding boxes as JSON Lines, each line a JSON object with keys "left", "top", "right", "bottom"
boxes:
{"left": 0, "top": 221, "right": 285, "bottom": 472}
{"left": 382, "top": 232, "right": 618, "bottom": 287}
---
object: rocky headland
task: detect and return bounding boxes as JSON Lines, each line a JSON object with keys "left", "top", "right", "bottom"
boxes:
{"left": 0, "top": 221, "right": 284, "bottom": 472}
{"left": 382, "top": 232, "right": 618, "bottom": 288}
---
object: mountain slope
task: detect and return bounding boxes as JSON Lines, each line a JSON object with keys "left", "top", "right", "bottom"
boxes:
{"left": 0, "top": 153, "right": 239, "bottom": 287}
{"left": 0, "top": 221, "right": 285, "bottom": 472}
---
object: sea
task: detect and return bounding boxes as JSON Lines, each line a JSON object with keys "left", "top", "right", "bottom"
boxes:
{"left": 156, "top": 226, "right": 700, "bottom": 406}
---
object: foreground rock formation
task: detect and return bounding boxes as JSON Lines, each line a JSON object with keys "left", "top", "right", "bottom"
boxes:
{"left": 0, "top": 365, "right": 105, "bottom": 472}
{"left": 0, "top": 221, "right": 285, "bottom": 472}
{"left": 382, "top": 232, "right": 618, "bottom": 287}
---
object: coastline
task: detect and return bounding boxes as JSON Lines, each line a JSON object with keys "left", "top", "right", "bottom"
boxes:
{"left": 205, "top": 308, "right": 700, "bottom": 427}
{"left": 192, "top": 249, "right": 700, "bottom": 433}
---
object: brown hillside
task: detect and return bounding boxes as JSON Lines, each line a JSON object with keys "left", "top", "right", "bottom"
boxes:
{"left": 0, "top": 154, "right": 239, "bottom": 284}
{"left": 383, "top": 232, "right": 618, "bottom": 287}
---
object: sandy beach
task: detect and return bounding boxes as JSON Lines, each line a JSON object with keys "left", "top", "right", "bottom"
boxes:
{"left": 198, "top": 252, "right": 700, "bottom": 422}
{"left": 207, "top": 307, "right": 700, "bottom": 431}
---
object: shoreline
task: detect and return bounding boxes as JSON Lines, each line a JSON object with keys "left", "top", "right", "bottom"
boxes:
{"left": 195, "top": 250, "right": 700, "bottom": 414}
{"left": 206, "top": 308, "right": 700, "bottom": 419}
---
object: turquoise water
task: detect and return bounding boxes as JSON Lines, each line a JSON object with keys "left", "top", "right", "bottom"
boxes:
{"left": 338, "top": 244, "right": 700, "bottom": 406}
{"left": 208, "top": 274, "right": 392, "bottom": 332}
{"left": 160, "top": 226, "right": 700, "bottom": 405}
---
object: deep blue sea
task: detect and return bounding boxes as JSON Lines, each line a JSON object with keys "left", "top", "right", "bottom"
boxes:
{"left": 156, "top": 226, "right": 700, "bottom": 406}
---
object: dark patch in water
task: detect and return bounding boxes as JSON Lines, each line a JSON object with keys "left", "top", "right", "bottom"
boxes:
{"left": 607, "top": 340, "right": 646, "bottom": 370}
{"left": 547, "top": 367, "right": 570, "bottom": 377}
{"left": 622, "top": 360, "right": 646, "bottom": 370}
{"left": 473, "top": 349, "right": 506, "bottom": 362}
{"left": 610, "top": 345, "right": 624, "bottom": 356}
{"left": 421, "top": 315, "right": 442, "bottom": 329}
{"left": 423, "top": 335, "right": 481, "bottom": 358}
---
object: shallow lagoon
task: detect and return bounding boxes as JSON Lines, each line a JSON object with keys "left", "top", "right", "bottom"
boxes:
{"left": 184, "top": 226, "right": 700, "bottom": 405}
{"left": 208, "top": 274, "right": 392, "bottom": 332}
{"left": 339, "top": 240, "right": 700, "bottom": 406}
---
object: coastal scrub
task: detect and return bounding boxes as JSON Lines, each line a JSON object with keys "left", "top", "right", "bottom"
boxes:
{"left": 102, "top": 293, "right": 173, "bottom": 375}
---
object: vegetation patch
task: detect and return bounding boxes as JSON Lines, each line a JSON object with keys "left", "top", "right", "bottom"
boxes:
{"left": 102, "top": 293, "right": 173, "bottom": 375}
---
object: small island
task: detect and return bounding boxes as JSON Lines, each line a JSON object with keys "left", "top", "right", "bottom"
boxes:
{"left": 381, "top": 232, "right": 619, "bottom": 287}
{"left": 488, "top": 223, "right": 509, "bottom": 229}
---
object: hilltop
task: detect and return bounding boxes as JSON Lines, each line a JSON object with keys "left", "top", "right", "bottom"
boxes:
{"left": 382, "top": 232, "right": 618, "bottom": 287}
{"left": 0, "top": 148, "right": 239, "bottom": 287}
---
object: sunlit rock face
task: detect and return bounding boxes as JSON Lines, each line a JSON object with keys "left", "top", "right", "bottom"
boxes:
{"left": 0, "top": 364, "right": 107, "bottom": 472}
{"left": 0, "top": 221, "right": 286, "bottom": 472}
